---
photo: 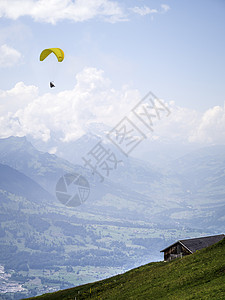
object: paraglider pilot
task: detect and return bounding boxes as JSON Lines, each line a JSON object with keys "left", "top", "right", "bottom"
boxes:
{"left": 50, "top": 81, "right": 55, "bottom": 88}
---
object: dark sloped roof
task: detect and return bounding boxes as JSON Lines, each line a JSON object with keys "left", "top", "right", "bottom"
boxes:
{"left": 180, "top": 234, "right": 225, "bottom": 253}
{"left": 161, "top": 234, "right": 225, "bottom": 253}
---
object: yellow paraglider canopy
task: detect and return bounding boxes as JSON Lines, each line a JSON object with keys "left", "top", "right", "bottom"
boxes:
{"left": 40, "top": 48, "right": 64, "bottom": 62}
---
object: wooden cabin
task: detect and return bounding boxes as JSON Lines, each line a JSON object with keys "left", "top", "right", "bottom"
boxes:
{"left": 160, "top": 234, "right": 225, "bottom": 262}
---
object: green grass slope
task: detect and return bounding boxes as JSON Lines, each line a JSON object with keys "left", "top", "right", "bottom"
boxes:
{"left": 25, "top": 238, "right": 225, "bottom": 300}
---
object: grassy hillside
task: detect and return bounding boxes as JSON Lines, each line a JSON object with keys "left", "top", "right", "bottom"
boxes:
{"left": 25, "top": 237, "right": 225, "bottom": 300}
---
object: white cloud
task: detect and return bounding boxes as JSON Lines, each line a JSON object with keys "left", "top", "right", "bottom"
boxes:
{"left": 130, "top": 6, "right": 158, "bottom": 16}
{"left": 189, "top": 104, "right": 225, "bottom": 144}
{"left": 0, "top": 0, "right": 127, "bottom": 24}
{"left": 0, "top": 44, "right": 21, "bottom": 67}
{"left": 130, "top": 4, "right": 170, "bottom": 16}
{"left": 0, "top": 81, "right": 38, "bottom": 114}
{"left": 161, "top": 4, "right": 170, "bottom": 13}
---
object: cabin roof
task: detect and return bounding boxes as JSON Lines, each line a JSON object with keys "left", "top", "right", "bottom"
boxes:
{"left": 160, "top": 234, "right": 225, "bottom": 253}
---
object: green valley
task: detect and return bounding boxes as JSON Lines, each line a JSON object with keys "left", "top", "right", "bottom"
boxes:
{"left": 25, "top": 237, "right": 225, "bottom": 300}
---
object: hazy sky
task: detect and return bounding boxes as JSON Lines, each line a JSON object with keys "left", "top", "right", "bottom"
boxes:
{"left": 0, "top": 0, "right": 225, "bottom": 147}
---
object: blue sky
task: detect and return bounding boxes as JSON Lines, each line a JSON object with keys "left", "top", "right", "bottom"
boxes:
{"left": 0, "top": 0, "right": 225, "bottom": 148}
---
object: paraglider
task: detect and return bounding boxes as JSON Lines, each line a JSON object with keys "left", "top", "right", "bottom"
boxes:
{"left": 40, "top": 48, "right": 64, "bottom": 88}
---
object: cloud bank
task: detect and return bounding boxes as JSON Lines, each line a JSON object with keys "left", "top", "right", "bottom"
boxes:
{"left": 0, "top": 67, "right": 224, "bottom": 146}
{"left": 0, "top": 68, "right": 140, "bottom": 142}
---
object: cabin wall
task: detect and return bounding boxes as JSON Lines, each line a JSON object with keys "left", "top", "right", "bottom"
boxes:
{"left": 164, "top": 243, "right": 190, "bottom": 261}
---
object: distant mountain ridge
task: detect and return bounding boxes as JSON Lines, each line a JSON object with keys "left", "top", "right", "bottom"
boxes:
{"left": 0, "top": 136, "right": 83, "bottom": 194}
{"left": 0, "top": 163, "right": 53, "bottom": 203}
